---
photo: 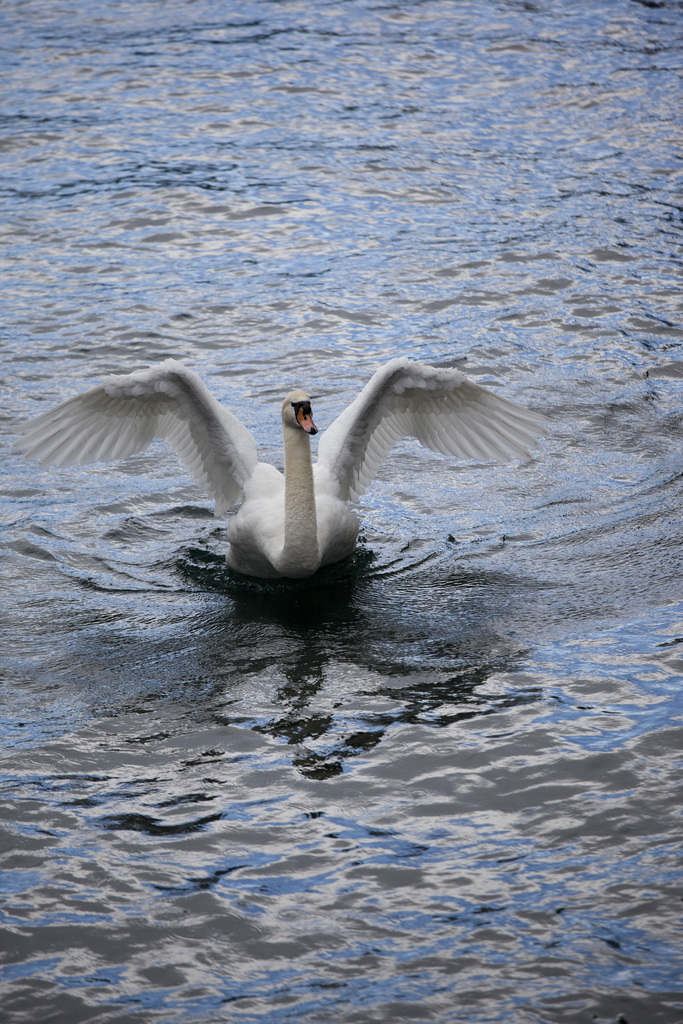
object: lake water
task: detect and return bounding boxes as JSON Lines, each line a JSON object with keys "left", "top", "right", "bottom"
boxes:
{"left": 1, "top": 1, "right": 683, "bottom": 1022}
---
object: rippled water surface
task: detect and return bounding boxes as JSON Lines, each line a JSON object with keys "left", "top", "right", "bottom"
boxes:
{"left": 2, "top": 1, "right": 683, "bottom": 1022}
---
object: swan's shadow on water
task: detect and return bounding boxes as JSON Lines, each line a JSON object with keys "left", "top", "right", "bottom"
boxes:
{"left": 167, "top": 542, "right": 544, "bottom": 778}
{"left": 175, "top": 539, "right": 376, "bottom": 619}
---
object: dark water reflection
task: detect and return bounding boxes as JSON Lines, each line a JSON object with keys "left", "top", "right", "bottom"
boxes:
{"left": 44, "top": 544, "right": 539, "bottom": 780}
{"left": 2, "top": 0, "right": 683, "bottom": 1021}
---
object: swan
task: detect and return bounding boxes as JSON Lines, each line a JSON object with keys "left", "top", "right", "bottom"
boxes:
{"left": 14, "top": 357, "right": 546, "bottom": 579}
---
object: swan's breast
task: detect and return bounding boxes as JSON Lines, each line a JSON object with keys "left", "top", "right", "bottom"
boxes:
{"left": 225, "top": 463, "right": 286, "bottom": 575}
{"left": 313, "top": 466, "right": 360, "bottom": 567}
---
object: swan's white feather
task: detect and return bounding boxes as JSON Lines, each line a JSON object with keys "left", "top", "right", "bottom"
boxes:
{"left": 15, "top": 356, "right": 547, "bottom": 578}
{"left": 15, "top": 359, "right": 258, "bottom": 516}
{"left": 317, "top": 357, "right": 547, "bottom": 502}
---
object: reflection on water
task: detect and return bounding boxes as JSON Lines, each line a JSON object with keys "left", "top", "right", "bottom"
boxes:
{"left": 2, "top": 0, "right": 683, "bottom": 1021}
{"left": 53, "top": 542, "right": 539, "bottom": 780}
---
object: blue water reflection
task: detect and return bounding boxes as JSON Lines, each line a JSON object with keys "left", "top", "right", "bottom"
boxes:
{"left": 2, "top": 0, "right": 683, "bottom": 1021}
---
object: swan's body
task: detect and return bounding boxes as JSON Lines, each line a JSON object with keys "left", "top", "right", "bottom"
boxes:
{"left": 15, "top": 358, "right": 546, "bottom": 578}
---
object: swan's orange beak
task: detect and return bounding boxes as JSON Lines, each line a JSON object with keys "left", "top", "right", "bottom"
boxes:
{"left": 295, "top": 402, "right": 318, "bottom": 435}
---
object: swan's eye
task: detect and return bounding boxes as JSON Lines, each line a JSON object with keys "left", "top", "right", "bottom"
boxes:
{"left": 291, "top": 400, "right": 312, "bottom": 417}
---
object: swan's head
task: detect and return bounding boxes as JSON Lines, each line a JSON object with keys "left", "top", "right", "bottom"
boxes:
{"left": 282, "top": 390, "right": 318, "bottom": 435}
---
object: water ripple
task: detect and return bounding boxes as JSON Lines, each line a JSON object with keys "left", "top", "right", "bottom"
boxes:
{"left": 2, "top": 0, "right": 683, "bottom": 1021}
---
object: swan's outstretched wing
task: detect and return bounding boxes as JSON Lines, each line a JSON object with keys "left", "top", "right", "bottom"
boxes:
{"left": 317, "top": 358, "right": 547, "bottom": 502}
{"left": 15, "top": 360, "right": 258, "bottom": 515}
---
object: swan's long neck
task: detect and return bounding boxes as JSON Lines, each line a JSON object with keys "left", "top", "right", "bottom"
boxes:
{"left": 281, "top": 424, "right": 320, "bottom": 577}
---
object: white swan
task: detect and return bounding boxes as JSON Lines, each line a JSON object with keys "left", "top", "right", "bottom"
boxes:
{"left": 15, "top": 358, "right": 546, "bottom": 579}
